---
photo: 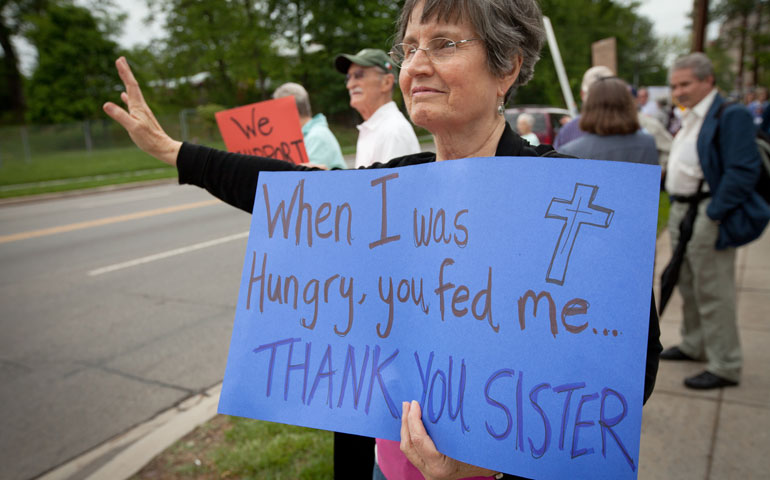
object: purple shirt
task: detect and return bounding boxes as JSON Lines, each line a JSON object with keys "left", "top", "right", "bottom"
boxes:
{"left": 552, "top": 115, "right": 585, "bottom": 149}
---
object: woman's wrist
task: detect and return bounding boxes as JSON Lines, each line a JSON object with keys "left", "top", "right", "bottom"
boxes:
{"left": 158, "top": 139, "right": 183, "bottom": 167}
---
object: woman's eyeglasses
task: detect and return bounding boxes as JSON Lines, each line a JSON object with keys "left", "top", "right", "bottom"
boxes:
{"left": 389, "top": 38, "right": 479, "bottom": 68}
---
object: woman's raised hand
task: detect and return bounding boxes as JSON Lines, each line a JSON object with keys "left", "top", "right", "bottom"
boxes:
{"left": 400, "top": 400, "right": 501, "bottom": 480}
{"left": 102, "top": 57, "right": 182, "bottom": 166}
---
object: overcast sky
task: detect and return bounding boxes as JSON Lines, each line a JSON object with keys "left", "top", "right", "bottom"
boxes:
{"left": 635, "top": 0, "right": 693, "bottom": 38}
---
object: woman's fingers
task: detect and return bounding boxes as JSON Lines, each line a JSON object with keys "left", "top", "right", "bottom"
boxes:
{"left": 103, "top": 57, "right": 182, "bottom": 166}
{"left": 400, "top": 401, "right": 411, "bottom": 446}
{"left": 401, "top": 400, "right": 448, "bottom": 479}
{"left": 102, "top": 102, "right": 135, "bottom": 131}
{"left": 115, "top": 56, "right": 147, "bottom": 108}
{"left": 400, "top": 401, "right": 416, "bottom": 456}
{"left": 407, "top": 400, "right": 440, "bottom": 457}
{"left": 400, "top": 399, "right": 500, "bottom": 480}
{"left": 400, "top": 401, "right": 429, "bottom": 472}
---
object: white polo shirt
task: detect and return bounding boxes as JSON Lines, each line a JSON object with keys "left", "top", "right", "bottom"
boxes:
{"left": 665, "top": 89, "right": 717, "bottom": 196}
{"left": 355, "top": 101, "right": 421, "bottom": 168}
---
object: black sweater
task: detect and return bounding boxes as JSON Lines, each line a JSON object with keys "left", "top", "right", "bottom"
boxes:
{"left": 176, "top": 125, "right": 662, "bottom": 404}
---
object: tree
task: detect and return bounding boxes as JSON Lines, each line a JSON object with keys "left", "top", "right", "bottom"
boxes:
{"left": 0, "top": 0, "right": 48, "bottom": 124}
{"left": 143, "top": 0, "right": 406, "bottom": 123}
{"left": 515, "top": 0, "right": 668, "bottom": 107}
{"left": 133, "top": 0, "right": 670, "bottom": 122}
{"left": 24, "top": 2, "right": 121, "bottom": 123}
{"left": 712, "top": 0, "right": 770, "bottom": 90}
{"left": 145, "top": 0, "right": 279, "bottom": 108}
{"left": 275, "top": 0, "right": 405, "bottom": 120}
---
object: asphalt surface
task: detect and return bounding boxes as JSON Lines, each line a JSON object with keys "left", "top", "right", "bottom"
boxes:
{"left": 0, "top": 183, "right": 250, "bottom": 480}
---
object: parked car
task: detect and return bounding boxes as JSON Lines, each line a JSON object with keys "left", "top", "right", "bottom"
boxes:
{"left": 504, "top": 106, "right": 572, "bottom": 146}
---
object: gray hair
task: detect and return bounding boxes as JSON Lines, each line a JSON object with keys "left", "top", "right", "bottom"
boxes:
{"left": 273, "top": 82, "right": 312, "bottom": 118}
{"left": 395, "top": 0, "right": 545, "bottom": 99}
{"left": 517, "top": 112, "right": 534, "bottom": 127}
{"left": 670, "top": 52, "right": 714, "bottom": 82}
{"left": 581, "top": 65, "right": 614, "bottom": 95}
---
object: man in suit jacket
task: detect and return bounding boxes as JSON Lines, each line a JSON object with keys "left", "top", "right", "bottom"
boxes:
{"left": 660, "top": 53, "right": 770, "bottom": 389}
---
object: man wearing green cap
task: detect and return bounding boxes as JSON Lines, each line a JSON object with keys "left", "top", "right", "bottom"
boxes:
{"left": 335, "top": 48, "right": 420, "bottom": 168}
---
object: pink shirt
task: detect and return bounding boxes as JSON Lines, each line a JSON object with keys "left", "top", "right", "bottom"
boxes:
{"left": 376, "top": 438, "right": 497, "bottom": 480}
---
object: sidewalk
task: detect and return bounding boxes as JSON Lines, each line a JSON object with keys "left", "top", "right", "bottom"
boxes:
{"left": 44, "top": 226, "right": 770, "bottom": 480}
{"left": 639, "top": 228, "right": 770, "bottom": 478}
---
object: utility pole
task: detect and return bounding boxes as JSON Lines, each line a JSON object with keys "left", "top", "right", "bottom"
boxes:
{"left": 692, "top": 0, "right": 709, "bottom": 52}
{"left": 542, "top": 17, "right": 578, "bottom": 117}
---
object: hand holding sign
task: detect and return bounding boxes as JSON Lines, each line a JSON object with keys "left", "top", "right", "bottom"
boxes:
{"left": 102, "top": 57, "right": 182, "bottom": 166}
{"left": 401, "top": 400, "right": 501, "bottom": 479}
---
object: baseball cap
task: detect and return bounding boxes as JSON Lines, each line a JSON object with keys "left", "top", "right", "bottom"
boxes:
{"left": 334, "top": 48, "right": 394, "bottom": 74}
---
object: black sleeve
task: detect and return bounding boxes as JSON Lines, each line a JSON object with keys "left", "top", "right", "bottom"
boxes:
{"left": 643, "top": 290, "right": 662, "bottom": 404}
{"left": 175, "top": 143, "right": 434, "bottom": 213}
{"left": 176, "top": 142, "right": 320, "bottom": 213}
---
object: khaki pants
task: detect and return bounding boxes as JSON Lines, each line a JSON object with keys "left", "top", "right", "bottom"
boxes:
{"left": 667, "top": 199, "right": 742, "bottom": 382}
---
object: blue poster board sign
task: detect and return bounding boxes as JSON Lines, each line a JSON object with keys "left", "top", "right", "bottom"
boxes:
{"left": 218, "top": 156, "right": 660, "bottom": 479}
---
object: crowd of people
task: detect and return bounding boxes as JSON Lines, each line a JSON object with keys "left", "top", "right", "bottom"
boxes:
{"left": 549, "top": 55, "right": 769, "bottom": 393}
{"left": 102, "top": 0, "right": 769, "bottom": 478}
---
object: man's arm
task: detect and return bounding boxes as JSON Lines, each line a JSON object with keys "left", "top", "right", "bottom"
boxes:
{"left": 706, "top": 105, "right": 762, "bottom": 221}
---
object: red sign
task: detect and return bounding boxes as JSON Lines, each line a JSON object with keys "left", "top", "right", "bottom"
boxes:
{"left": 215, "top": 97, "right": 308, "bottom": 164}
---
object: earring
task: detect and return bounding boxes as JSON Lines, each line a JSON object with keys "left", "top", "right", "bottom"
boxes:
{"left": 497, "top": 102, "right": 505, "bottom": 116}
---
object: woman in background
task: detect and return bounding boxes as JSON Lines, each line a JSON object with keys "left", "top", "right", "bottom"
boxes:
{"left": 559, "top": 76, "right": 658, "bottom": 166}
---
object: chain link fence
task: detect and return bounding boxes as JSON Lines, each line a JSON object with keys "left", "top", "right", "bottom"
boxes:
{"left": 0, "top": 110, "right": 222, "bottom": 166}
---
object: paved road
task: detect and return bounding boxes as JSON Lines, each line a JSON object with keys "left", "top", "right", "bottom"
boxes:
{"left": 0, "top": 183, "right": 250, "bottom": 480}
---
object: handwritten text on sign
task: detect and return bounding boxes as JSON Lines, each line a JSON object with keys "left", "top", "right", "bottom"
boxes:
{"left": 218, "top": 157, "right": 660, "bottom": 480}
{"left": 215, "top": 96, "right": 308, "bottom": 163}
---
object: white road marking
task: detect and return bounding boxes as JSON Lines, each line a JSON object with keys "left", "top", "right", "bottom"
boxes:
{"left": 88, "top": 231, "right": 249, "bottom": 276}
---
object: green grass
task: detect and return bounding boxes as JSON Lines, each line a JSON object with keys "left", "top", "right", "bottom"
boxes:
{"left": 0, "top": 140, "right": 232, "bottom": 199}
{"left": 132, "top": 416, "right": 334, "bottom": 479}
{"left": 0, "top": 146, "right": 163, "bottom": 185}
{"left": 212, "top": 418, "right": 333, "bottom": 479}
{"left": 0, "top": 146, "right": 176, "bottom": 198}
{"left": 658, "top": 191, "right": 670, "bottom": 236}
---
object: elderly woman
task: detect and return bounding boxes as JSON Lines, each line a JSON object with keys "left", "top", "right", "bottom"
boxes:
{"left": 558, "top": 77, "right": 658, "bottom": 166}
{"left": 103, "top": 1, "right": 661, "bottom": 479}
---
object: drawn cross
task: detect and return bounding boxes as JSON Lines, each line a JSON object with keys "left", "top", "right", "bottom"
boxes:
{"left": 545, "top": 183, "right": 614, "bottom": 286}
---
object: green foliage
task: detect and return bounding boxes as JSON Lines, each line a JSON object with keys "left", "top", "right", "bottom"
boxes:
{"left": 0, "top": 0, "right": 49, "bottom": 124}
{"left": 144, "top": 0, "right": 278, "bottom": 108}
{"left": 6, "top": 0, "right": 685, "bottom": 129}
{"left": 195, "top": 103, "right": 225, "bottom": 123}
{"left": 516, "top": 0, "right": 668, "bottom": 107}
{"left": 137, "top": 0, "right": 408, "bottom": 126}
{"left": 707, "top": 40, "right": 738, "bottom": 92}
{"left": 294, "top": 0, "right": 406, "bottom": 120}
{"left": 24, "top": 2, "right": 121, "bottom": 123}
